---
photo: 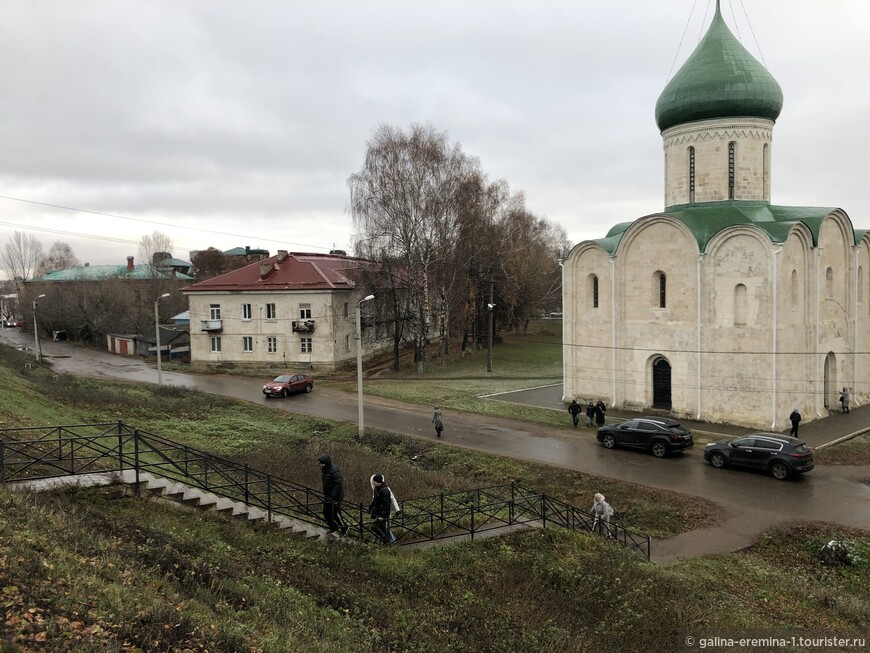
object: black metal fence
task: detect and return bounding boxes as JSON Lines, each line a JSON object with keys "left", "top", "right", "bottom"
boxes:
{"left": 0, "top": 422, "right": 651, "bottom": 559}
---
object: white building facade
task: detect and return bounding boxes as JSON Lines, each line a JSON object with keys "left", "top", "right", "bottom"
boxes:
{"left": 562, "top": 3, "right": 868, "bottom": 428}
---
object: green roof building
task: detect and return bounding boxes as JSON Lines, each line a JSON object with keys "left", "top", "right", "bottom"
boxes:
{"left": 562, "top": 1, "right": 867, "bottom": 430}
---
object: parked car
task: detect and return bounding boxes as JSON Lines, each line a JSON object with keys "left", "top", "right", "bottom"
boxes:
{"left": 596, "top": 417, "right": 693, "bottom": 457}
{"left": 704, "top": 433, "right": 814, "bottom": 480}
{"left": 262, "top": 373, "right": 314, "bottom": 398}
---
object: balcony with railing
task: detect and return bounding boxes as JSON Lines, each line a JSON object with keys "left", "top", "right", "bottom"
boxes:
{"left": 200, "top": 319, "right": 222, "bottom": 332}
{"left": 292, "top": 319, "right": 316, "bottom": 333}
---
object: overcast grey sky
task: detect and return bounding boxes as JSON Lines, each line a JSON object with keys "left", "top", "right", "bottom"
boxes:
{"left": 1, "top": 0, "right": 867, "bottom": 268}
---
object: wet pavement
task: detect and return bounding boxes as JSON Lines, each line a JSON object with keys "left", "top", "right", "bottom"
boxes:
{"left": 2, "top": 327, "right": 869, "bottom": 563}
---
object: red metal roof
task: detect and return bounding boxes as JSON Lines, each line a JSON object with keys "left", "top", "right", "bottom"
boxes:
{"left": 179, "top": 252, "right": 369, "bottom": 293}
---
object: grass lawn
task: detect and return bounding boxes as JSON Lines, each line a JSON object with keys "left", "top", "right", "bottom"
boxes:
{"left": 815, "top": 433, "right": 870, "bottom": 465}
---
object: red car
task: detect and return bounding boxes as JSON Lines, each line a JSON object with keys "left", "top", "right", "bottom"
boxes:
{"left": 263, "top": 373, "right": 314, "bottom": 398}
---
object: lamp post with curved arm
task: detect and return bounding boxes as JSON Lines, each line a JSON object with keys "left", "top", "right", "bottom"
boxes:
{"left": 154, "top": 293, "right": 171, "bottom": 385}
{"left": 356, "top": 294, "right": 375, "bottom": 437}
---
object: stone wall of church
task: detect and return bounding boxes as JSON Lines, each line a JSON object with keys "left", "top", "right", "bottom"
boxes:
{"left": 662, "top": 118, "right": 774, "bottom": 207}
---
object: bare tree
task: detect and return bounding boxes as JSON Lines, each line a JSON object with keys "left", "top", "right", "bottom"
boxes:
{"left": 350, "top": 124, "right": 472, "bottom": 373}
{"left": 138, "top": 231, "right": 174, "bottom": 270}
{"left": 1, "top": 231, "right": 44, "bottom": 302}
{"left": 36, "top": 241, "right": 80, "bottom": 277}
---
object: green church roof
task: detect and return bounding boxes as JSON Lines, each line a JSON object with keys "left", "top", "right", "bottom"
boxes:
{"left": 590, "top": 202, "right": 841, "bottom": 255}
{"left": 654, "top": 1, "right": 783, "bottom": 132}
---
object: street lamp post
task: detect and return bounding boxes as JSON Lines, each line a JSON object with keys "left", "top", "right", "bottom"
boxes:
{"left": 154, "top": 293, "right": 171, "bottom": 385}
{"left": 487, "top": 302, "right": 496, "bottom": 373}
{"left": 356, "top": 294, "right": 375, "bottom": 437}
{"left": 32, "top": 294, "right": 46, "bottom": 362}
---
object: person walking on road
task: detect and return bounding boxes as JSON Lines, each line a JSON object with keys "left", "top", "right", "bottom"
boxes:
{"left": 591, "top": 492, "right": 614, "bottom": 538}
{"left": 586, "top": 401, "right": 595, "bottom": 427}
{"left": 840, "top": 388, "right": 850, "bottom": 414}
{"left": 432, "top": 405, "right": 444, "bottom": 438}
{"left": 369, "top": 473, "right": 397, "bottom": 544}
{"left": 594, "top": 400, "right": 606, "bottom": 427}
{"left": 568, "top": 399, "right": 582, "bottom": 427}
{"left": 318, "top": 454, "right": 347, "bottom": 536}
{"left": 789, "top": 408, "right": 801, "bottom": 437}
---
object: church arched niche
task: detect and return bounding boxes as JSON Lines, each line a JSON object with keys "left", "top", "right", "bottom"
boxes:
{"left": 825, "top": 267, "right": 834, "bottom": 298}
{"left": 652, "top": 271, "right": 667, "bottom": 308}
{"left": 824, "top": 352, "right": 838, "bottom": 411}
{"left": 587, "top": 273, "right": 599, "bottom": 309}
{"left": 649, "top": 355, "right": 672, "bottom": 409}
{"left": 734, "top": 284, "right": 747, "bottom": 325}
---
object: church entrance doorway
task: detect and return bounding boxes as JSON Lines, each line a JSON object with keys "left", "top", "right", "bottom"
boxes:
{"left": 652, "top": 357, "right": 672, "bottom": 409}
{"left": 824, "top": 352, "right": 837, "bottom": 412}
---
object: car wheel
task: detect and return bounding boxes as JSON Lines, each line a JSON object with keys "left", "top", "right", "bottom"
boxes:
{"left": 305, "top": 384, "right": 313, "bottom": 393}
{"left": 651, "top": 441, "right": 668, "bottom": 458}
{"left": 601, "top": 433, "right": 616, "bottom": 449}
{"left": 770, "top": 462, "right": 790, "bottom": 480}
{"left": 282, "top": 389, "right": 289, "bottom": 398}
{"left": 709, "top": 452, "right": 726, "bottom": 469}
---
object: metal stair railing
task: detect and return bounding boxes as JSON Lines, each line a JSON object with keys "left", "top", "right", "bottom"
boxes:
{"left": 0, "top": 422, "right": 651, "bottom": 558}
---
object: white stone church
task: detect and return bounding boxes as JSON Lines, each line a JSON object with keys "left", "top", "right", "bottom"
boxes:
{"left": 562, "top": 3, "right": 867, "bottom": 429}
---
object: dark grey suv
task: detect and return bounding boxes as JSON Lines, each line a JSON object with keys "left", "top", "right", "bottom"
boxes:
{"left": 596, "top": 417, "right": 694, "bottom": 457}
{"left": 703, "top": 433, "right": 814, "bottom": 480}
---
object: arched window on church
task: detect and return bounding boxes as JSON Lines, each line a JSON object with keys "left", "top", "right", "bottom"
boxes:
{"left": 588, "top": 274, "right": 599, "bottom": 309}
{"left": 734, "top": 284, "right": 747, "bottom": 326}
{"left": 762, "top": 143, "right": 770, "bottom": 201}
{"left": 653, "top": 271, "right": 667, "bottom": 308}
{"left": 728, "top": 141, "right": 736, "bottom": 200}
{"left": 825, "top": 267, "right": 834, "bottom": 298}
{"left": 790, "top": 269, "right": 798, "bottom": 310}
{"left": 688, "top": 146, "right": 695, "bottom": 203}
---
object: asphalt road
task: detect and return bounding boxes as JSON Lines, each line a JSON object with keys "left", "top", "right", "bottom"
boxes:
{"left": 3, "top": 328, "right": 869, "bottom": 562}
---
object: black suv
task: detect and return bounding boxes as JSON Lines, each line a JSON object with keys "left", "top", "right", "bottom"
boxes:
{"left": 703, "top": 433, "right": 814, "bottom": 480}
{"left": 596, "top": 417, "right": 693, "bottom": 457}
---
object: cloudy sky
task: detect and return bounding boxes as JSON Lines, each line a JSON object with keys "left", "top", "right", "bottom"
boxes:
{"left": 1, "top": 0, "right": 868, "bottom": 268}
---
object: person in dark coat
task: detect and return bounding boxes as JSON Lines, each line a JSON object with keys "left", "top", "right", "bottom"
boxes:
{"left": 568, "top": 399, "right": 582, "bottom": 427}
{"left": 594, "top": 400, "right": 606, "bottom": 427}
{"left": 432, "top": 406, "right": 444, "bottom": 438}
{"left": 318, "top": 453, "right": 347, "bottom": 535}
{"left": 368, "top": 473, "right": 395, "bottom": 544}
{"left": 586, "top": 401, "right": 595, "bottom": 427}
{"left": 789, "top": 408, "right": 801, "bottom": 437}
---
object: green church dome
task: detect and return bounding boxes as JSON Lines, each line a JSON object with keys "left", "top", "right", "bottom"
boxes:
{"left": 655, "top": 2, "right": 783, "bottom": 132}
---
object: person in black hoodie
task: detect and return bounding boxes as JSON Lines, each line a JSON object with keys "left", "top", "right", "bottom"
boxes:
{"left": 368, "top": 473, "right": 394, "bottom": 544}
{"left": 318, "top": 453, "right": 347, "bottom": 535}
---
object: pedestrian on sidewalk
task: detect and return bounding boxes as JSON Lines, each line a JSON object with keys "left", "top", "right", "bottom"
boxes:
{"left": 369, "top": 473, "right": 398, "bottom": 544}
{"left": 840, "top": 388, "right": 850, "bottom": 414}
{"left": 594, "top": 400, "right": 606, "bottom": 427}
{"left": 586, "top": 401, "right": 595, "bottom": 427}
{"left": 432, "top": 405, "right": 444, "bottom": 438}
{"left": 591, "top": 492, "right": 614, "bottom": 538}
{"left": 318, "top": 454, "right": 347, "bottom": 536}
{"left": 568, "top": 399, "right": 581, "bottom": 427}
{"left": 789, "top": 408, "right": 801, "bottom": 437}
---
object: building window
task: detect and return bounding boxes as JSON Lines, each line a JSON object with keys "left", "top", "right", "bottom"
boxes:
{"left": 763, "top": 143, "right": 770, "bottom": 201}
{"left": 688, "top": 146, "right": 695, "bottom": 203}
{"left": 734, "top": 284, "right": 747, "bottom": 326}
{"left": 209, "top": 304, "right": 221, "bottom": 320}
{"left": 791, "top": 269, "right": 798, "bottom": 309}
{"left": 728, "top": 141, "right": 736, "bottom": 200}
{"left": 345, "top": 334, "right": 350, "bottom": 352}
{"left": 210, "top": 336, "right": 221, "bottom": 353}
{"left": 588, "top": 274, "right": 599, "bottom": 308}
{"left": 242, "top": 303, "right": 252, "bottom": 320}
{"left": 343, "top": 302, "right": 349, "bottom": 318}
{"left": 826, "top": 267, "right": 834, "bottom": 298}
{"left": 653, "top": 271, "right": 667, "bottom": 308}
{"left": 299, "top": 304, "right": 312, "bottom": 319}
{"left": 266, "top": 303, "right": 277, "bottom": 319}
{"left": 243, "top": 336, "right": 253, "bottom": 352}
{"left": 301, "top": 337, "right": 312, "bottom": 353}
{"left": 267, "top": 337, "right": 277, "bottom": 353}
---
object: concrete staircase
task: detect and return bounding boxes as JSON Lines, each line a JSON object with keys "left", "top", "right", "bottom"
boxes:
{"left": 6, "top": 470, "right": 339, "bottom": 543}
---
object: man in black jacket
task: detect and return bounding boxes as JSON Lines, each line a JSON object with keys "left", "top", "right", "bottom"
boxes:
{"left": 318, "top": 453, "right": 347, "bottom": 535}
